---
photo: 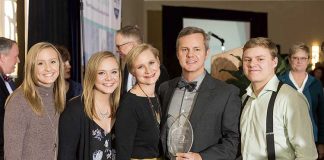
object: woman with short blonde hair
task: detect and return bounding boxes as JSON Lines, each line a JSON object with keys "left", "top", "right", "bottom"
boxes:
{"left": 115, "top": 43, "right": 162, "bottom": 159}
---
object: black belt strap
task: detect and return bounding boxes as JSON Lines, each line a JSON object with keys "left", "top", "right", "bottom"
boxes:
{"left": 242, "top": 81, "right": 284, "bottom": 160}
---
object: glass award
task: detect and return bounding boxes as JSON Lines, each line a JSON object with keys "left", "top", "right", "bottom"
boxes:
{"left": 167, "top": 113, "right": 193, "bottom": 156}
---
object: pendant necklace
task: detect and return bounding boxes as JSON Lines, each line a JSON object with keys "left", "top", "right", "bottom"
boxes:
{"left": 138, "top": 84, "right": 161, "bottom": 127}
{"left": 96, "top": 105, "right": 110, "bottom": 119}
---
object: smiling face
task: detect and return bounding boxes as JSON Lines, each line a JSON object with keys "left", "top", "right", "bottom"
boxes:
{"left": 131, "top": 49, "right": 160, "bottom": 86}
{"left": 177, "top": 33, "right": 208, "bottom": 79}
{"left": 35, "top": 48, "right": 60, "bottom": 87}
{"left": 243, "top": 46, "right": 278, "bottom": 89}
{"left": 94, "top": 57, "right": 120, "bottom": 94}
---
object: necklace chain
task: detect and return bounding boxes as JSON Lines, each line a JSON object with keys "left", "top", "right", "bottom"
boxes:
{"left": 137, "top": 84, "right": 161, "bottom": 126}
{"left": 96, "top": 105, "right": 110, "bottom": 119}
{"left": 44, "top": 108, "right": 58, "bottom": 153}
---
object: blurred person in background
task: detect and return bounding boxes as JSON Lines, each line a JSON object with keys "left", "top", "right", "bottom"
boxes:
{"left": 55, "top": 45, "right": 82, "bottom": 101}
{"left": 0, "top": 37, "right": 19, "bottom": 160}
{"left": 310, "top": 66, "right": 324, "bottom": 87}
{"left": 279, "top": 42, "right": 324, "bottom": 159}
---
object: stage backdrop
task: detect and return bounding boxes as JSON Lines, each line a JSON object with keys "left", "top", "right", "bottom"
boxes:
{"left": 82, "top": 0, "right": 121, "bottom": 65}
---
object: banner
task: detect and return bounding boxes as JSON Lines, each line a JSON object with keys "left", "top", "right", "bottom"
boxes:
{"left": 82, "top": 0, "right": 121, "bottom": 64}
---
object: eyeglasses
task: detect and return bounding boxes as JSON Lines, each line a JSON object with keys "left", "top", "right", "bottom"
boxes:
{"left": 291, "top": 56, "right": 309, "bottom": 62}
{"left": 116, "top": 41, "right": 133, "bottom": 49}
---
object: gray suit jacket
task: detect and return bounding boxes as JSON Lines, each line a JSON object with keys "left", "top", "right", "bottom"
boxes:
{"left": 159, "top": 73, "right": 241, "bottom": 159}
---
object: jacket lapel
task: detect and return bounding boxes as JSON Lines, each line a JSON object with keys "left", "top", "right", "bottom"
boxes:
{"left": 189, "top": 74, "right": 215, "bottom": 129}
{"left": 160, "top": 78, "right": 180, "bottom": 155}
{"left": 0, "top": 78, "right": 10, "bottom": 97}
{"left": 161, "top": 78, "right": 180, "bottom": 125}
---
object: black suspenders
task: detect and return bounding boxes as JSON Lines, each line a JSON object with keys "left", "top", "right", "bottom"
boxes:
{"left": 242, "top": 82, "right": 284, "bottom": 160}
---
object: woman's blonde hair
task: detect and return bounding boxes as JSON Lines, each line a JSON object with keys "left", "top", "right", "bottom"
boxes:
{"left": 288, "top": 42, "right": 310, "bottom": 58}
{"left": 126, "top": 43, "right": 160, "bottom": 74}
{"left": 22, "top": 42, "right": 66, "bottom": 115}
{"left": 82, "top": 51, "right": 121, "bottom": 119}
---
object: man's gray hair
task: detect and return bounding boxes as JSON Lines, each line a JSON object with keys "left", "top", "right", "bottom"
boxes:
{"left": 0, "top": 37, "right": 16, "bottom": 55}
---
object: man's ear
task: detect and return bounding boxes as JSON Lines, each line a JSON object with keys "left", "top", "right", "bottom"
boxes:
{"left": 0, "top": 54, "right": 5, "bottom": 63}
{"left": 206, "top": 48, "right": 210, "bottom": 57}
{"left": 176, "top": 50, "right": 179, "bottom": 60}
{"left": 273, "top": 57, "right": 278, "bottom": 68}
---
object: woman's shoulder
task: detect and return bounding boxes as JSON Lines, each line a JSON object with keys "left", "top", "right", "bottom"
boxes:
{"left": 5, "top": 87, "right": 31, "bottom": 115}
{"left": 69, "top": 80, "right": 82, "bottom": 91}
{"left": 6, "top": 87, "right": 27, "bottom": 107}
{"left": 119, "top": 92, "right": 145, "bottom": 110}
{"left": 120, "top": 92, "right": 142, "bottom": 102}
{"left": 64, "top": 95, "right": 84, "bottom": 114}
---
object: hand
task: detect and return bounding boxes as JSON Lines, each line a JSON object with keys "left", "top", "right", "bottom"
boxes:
{"left": 317, "top": 144, "right": 324, "bottom": 159}
{"left": 176, "top": 152, "right": 202, "bottom": 160}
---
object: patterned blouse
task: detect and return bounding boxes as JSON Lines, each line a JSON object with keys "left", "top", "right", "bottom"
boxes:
{"left": 90, "top": 120, "right": 115, "bottom": 160}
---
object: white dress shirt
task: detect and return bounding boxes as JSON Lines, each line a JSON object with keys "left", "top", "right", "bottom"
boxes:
{"left": 240, "top": 76, "right": 317, "bottom": 160}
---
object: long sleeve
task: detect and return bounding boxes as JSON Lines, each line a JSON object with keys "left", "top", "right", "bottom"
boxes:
{"left": 4, "top": 94, "right": 27, "bottom": 159}
{"left": 58, "top": 97, "right": 82, "bottom": 160}
{"left": 286, "top": 92, "right": 318, "bottom": 159}
{"left": 115, "top": 99, "right": 138, "bottom": 160}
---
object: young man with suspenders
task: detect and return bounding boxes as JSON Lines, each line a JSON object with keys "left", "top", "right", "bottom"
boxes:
{"left": 240, "top": 37, "right": 317, "bottom": 159}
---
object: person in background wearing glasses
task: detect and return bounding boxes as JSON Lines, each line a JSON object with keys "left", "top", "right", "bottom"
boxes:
{"left": 115, "top": 44, "right": 162, "bottom": 160}
{"left": 58, "top": 51, "right": 121, "bottom": 160}
{"left": 279, "top": 42, "right": 324, "bottom": 159}
{"left": 115, "top": 25, "right": 169, "bottom": 96}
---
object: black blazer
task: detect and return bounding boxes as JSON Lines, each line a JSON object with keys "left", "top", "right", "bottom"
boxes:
{"left": 159, "top": 73, "right": 241, "bottom": 159}
{"left": 122, "top": 64, "right": 169, "bottom": 96}
{"left": 58, "top": 96, "right": 92, "bottom": 160}
{"left": 0, "top": 78, "right": 10, "bottom": 160}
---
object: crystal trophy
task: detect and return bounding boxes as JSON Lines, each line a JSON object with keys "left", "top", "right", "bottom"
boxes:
{"left": 167, "top": 113, "right": 193, "bottom": 156}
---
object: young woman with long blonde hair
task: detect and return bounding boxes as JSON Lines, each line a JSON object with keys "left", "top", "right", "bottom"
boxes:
{"left": 58, "top": 51, "right": 121, "bottom": 160}
{"left": 4, "top": 42, "right": 65, "bottom": 159}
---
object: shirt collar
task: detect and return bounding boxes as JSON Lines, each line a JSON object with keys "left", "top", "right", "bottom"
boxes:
{"left": 181, "top": 70, "right": 206, "bottom": 90}
{"left": 246, "top": 75, "right": 280, "bottom": 98}
{"left": 288, "top": 71, "right": 308, "bottom": 93}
